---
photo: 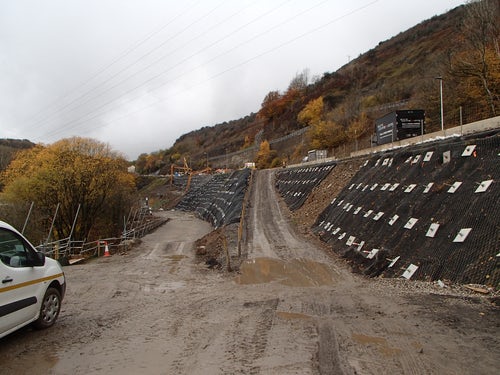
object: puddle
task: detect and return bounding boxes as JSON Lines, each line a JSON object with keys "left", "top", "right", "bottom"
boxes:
{"left": 352, "top": 333, "right": 402, "bottom": 357}
{"left": 276, "top": 311, "right": 312, "bottom": 320}
{"left": 235, "top": 257, "right": 337, "bottom": 287}
{"left": 165, "top": 254, "right": 188, "bottom": 274}
{"left": 3, "top": 348, "right": 58, "bottom": 373}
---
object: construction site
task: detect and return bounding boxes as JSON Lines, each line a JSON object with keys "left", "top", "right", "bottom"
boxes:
{"left": 1, "top": 118, "right": 499, "bottom": 375}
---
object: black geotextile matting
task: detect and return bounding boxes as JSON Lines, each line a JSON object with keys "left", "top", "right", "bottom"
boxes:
{"left": 175, "top": 169, "right": 251, "bottom": 228}
{"left": 312, "top": 131, "right": 499, "bottom": 286}
{"left": 171, "top": 174, "right": 213, "bottom": 191}
{"left": 275, "top": 161, "right": 337, "bottom": 211}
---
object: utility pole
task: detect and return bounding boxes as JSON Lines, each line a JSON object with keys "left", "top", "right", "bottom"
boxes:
{"left": 436, "top": 76, "right": 444, "bottom": 135}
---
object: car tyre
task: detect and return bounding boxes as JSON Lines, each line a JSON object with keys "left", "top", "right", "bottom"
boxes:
{"left": 33, "top": 287, "right": 61, "bottom": 329}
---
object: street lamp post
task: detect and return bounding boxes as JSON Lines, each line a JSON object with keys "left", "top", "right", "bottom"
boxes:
{"left": 436, "top": 76, "right": 444, "bottom": 135}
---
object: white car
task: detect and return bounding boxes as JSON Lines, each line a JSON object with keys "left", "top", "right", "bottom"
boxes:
{"left": 0, "top": 220, "right": 66, "bottom": 339}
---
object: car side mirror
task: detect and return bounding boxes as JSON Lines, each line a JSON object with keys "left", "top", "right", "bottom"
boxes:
{"left": 29, "top": 252, "right": 46, "bottom": 267}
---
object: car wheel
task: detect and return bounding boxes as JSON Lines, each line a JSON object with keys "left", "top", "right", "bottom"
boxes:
{"left": 33, "top": 287, "right": 61, "bottom": 329}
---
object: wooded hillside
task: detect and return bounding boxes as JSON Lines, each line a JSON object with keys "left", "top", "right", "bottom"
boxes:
{"left": 133, "top": 1, "right": 496, "bottom": 174}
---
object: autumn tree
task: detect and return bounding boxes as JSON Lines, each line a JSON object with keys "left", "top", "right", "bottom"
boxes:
{"left": 258, "top": 90, "right": 282, "bottom": 122}
{"left": 450, "top": 0, "right": 499, "bottom": 115}
{"left": 308, "top": 120, "right": 347, "bottom": 150}
{"left": 1, "top": 137, "right": 136, "bottom": 242}
{"left": 241, "top": 134, "right": 253, "bottom": 150}
{"left": 297, "top": 96, "right": 324, "bottom": 126}
{"left": 287, "top": 69, "right": 310, "bottom": 92}
{"left": 346, "top": 112, "right": 371, "bottom": 140}
{"left": 258, "top": 70, "right": 310, "bottom": 126}
{"left": 298, "top": 96, "right": 347, "bottom": 150}
{"left": 254, "top": 140, "right": 277, "bottom": 169}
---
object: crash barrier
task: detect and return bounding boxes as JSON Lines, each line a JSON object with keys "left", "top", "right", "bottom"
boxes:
{"left": 176, "top": 169, "right": 251, "bottom": 229}
{"left": 37, "top": 215, "right": 168, "bottom": 261}
{"left": 275, "top": 162, "right": 337, "bottom": 211}
{"left": 312, "top": 130, "right": 499, "bottom": 286}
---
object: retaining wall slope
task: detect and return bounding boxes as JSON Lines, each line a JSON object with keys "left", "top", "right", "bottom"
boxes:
{"left": 275, "top": 161, "right": 337, "bottom": 211}
{"left": 176, "top": 169, "right": 251, "bottom": 229}
{"left": 310, "top": 131, "right": 499, "bottom": 286}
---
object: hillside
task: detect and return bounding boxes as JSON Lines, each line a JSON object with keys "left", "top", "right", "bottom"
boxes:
{"left": 136, "top": 1, "right": 498, "bottom": 173}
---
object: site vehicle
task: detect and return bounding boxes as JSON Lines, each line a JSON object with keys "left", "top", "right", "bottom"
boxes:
{"left": 0, "top": 220, "right": 66, "bottom": 338}
{"left": 374, "top": 110, "right": 425, "bottom": 145}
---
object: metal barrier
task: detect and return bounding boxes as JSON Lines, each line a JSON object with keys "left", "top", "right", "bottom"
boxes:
{"left": 36, "top": 216, "right": 168, "bottom": 261}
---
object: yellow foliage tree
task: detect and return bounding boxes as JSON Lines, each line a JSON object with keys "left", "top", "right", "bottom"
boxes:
{"left": 308, "top": 120, "right": 347, "bottom": 150}
{"left": 241, "top": 134, "right": 253, "bottom": 150}
{"left": 299, "top": 96, "right": 348, "bottom": 150}
{"left": 297, "top": 96, "right": 324, "bottom": 126}
{"left": 1, "top": 137, "right": 136, "bottom": 241}
{"left": 346, "top": 112, "right": 370, "bottom": 140}
{"left": 254, "top": 140, "right": 277, "bottom": 169}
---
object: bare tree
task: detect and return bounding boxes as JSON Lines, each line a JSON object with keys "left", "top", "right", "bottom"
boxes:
{"left": 451, "top": 0, "right": 499, "bottom": 115}
{"left": 287, "top": 69, "right": 310, "bottom": 92}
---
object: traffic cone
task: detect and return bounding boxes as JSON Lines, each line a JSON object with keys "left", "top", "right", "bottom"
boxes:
{"left": 104, "top": 242, "right": 111, "bottom": 257}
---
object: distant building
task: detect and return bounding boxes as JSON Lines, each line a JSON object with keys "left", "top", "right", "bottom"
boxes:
{"left": 307, "top": 149, "right": 327, "bottom": 162}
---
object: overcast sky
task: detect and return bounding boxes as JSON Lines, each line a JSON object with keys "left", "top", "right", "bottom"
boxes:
{"left": 0, "top": 0, "right": 465, "bottom": 160}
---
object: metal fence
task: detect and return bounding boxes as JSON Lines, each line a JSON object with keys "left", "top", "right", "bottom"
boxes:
{"left": 34, "top": 214, "right": 168, "bottom": 262}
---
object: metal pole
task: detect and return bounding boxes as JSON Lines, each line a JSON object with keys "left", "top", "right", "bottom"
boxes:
{"left": 436, "top": 76, "right": 444, "bottom": 135}
{"left": 440, "top": 78, "right": 444, "bottom": 133}
{"left": 46, "top": 203, "right": 60, "bottom": 246}
{"left": 68, "top": 204, "right": 81, "bottom": 242}
{"left": 22, "top": 201, "right": 34, "bottom": 234}
{"left": 421, "top": 119, "right": 424, "bottom": 143}
{"left": 460, "top": 106, "right": 463, "bottom": 135}
{"left": 391, "top": 124, "right": 394, "bottom": 149}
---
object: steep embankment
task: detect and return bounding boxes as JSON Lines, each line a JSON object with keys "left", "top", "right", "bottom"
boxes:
{"left": 277, "top": 130, "right": 499, "bottom": 287}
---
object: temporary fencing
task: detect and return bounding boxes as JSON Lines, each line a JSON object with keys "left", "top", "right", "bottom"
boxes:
{"left": 35, "top": 214, "right": 168, "bottom": 262}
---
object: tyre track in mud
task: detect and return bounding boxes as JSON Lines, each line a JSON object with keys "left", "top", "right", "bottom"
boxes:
{"left": 247, "top": 169, "right": 334, "bottom": 262}
{"left": 245, "top": 169, "right": 353, "bottom": 374}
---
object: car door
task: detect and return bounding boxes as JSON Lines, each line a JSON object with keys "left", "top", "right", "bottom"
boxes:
{"left": 0, "top": 227, "right": 46, "bottom": 334}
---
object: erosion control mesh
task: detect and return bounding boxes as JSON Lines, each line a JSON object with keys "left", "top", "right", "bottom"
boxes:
{"left": 312, "top": 131, "right": 499, "bottom": 287}
{"left": 171, "top": 174, "right": 213, "bottom": 191}
{"left": 176, "top": 169, "right": 251, "bottom": 228}
{"left": 275, "top": 162, "right": 337, "bottom": 211}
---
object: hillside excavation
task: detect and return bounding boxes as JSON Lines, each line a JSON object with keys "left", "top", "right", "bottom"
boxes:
{"left": 0, "top": 169, "right": 498, "bottom": 374}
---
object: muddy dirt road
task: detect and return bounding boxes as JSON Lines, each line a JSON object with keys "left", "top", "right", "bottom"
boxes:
{"left": 1, "top": 170, "right": 499, "bottom": 374}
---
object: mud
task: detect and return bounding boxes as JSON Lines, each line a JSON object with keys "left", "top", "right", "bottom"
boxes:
{"left": 0, "top": 171, "right": 498, "bottom": 374}
{"left": 236, "top": 257, "right": 337, "bottom": 287}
